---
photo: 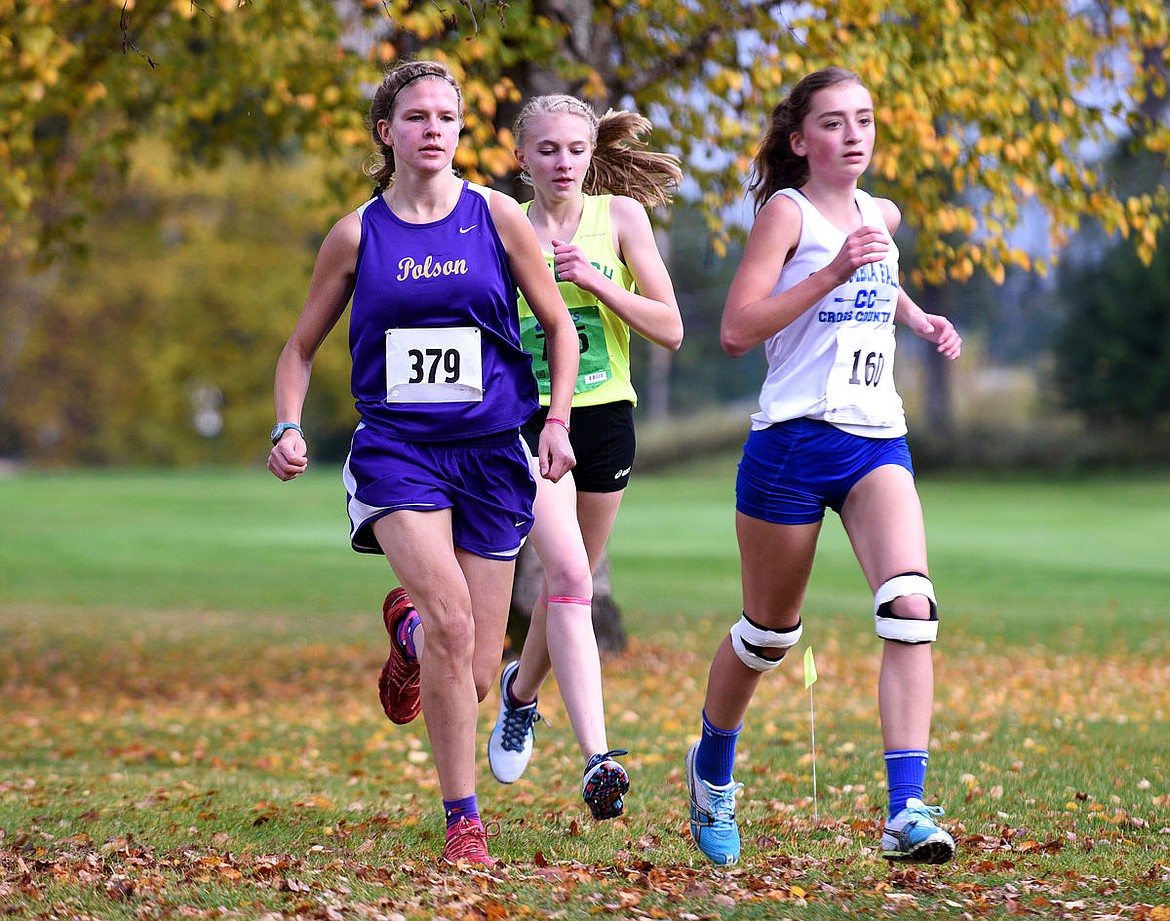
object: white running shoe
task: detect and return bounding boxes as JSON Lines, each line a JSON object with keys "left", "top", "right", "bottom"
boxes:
{"left": 488, "top": 660, "right": 541, "bottom": 784}
{"left": 881, "top": 798, "right": 956, "bottom": 864}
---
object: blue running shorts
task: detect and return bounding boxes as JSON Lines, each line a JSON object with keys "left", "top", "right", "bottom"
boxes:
{"left": 736, "top": 417, "right": 914, "bottom": 525}
{"left": 343, "top": 423, "right": 536, "bottom": 560}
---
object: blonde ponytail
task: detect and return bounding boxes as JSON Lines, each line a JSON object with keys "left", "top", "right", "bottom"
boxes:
{"left": 588, "top": 109, "right": 682, "bottom": 209}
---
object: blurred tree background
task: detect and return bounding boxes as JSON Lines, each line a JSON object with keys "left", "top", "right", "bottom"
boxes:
{"left": 2, "top": 0, "right": 1170, "bottom": 469}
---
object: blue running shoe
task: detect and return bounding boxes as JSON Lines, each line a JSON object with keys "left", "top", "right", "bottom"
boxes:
{"left": 685, "top": 741, "right": 742, "bottom": 866}
{"left": 488, "top": 660, "right": 542, "bottom": 783}
{"left": 582, "top": 749, "right": 630, "bottom": 820}
{"left": 881, "top": 798, "right": 956, "bottom": 864}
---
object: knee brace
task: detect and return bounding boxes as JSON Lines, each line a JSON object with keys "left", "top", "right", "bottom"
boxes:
{"left": 874, "top": 572, "right": 938, "bottom": 644}
{"left": 729, "top": 612, "right": 803, "bottom": 671}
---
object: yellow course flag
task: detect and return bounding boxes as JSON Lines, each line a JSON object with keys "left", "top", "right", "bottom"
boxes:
{"left": 803, "top": 646, "right": 818, "bottom": 688}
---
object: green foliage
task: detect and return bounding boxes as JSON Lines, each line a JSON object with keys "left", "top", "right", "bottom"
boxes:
{"left": 0, "top": 143, "right": 357, "bottom": 465}
{"left": 0, "top": 0, "right": 371, "bottom": 262}
{"left": 5, "top": 1, "right": 1169, "bottom": 279}
{"left": 5, "top": 1, "right": 1170, "bottom": 462}
{"left": 357, "top": 0, "right": 1170, "bottom": 283}
{"left": 629, "top": 206, "right": 765, "bottom": 411}
{"left": 1053, "top": 219, "right": 1170, "bottom": 422}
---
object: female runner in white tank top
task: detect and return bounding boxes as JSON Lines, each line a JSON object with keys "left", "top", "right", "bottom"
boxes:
{"left": 684, "top": 67, "right": 963, "bottom": 868}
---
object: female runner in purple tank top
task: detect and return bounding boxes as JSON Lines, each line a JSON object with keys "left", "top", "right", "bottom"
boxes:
{"left": 267, "top": 59, "right": 579, "bottom": 868}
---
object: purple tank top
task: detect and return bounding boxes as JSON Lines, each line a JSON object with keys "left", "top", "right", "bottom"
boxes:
{"left": 349, "top": 182, "right": 537, "bottom": 441}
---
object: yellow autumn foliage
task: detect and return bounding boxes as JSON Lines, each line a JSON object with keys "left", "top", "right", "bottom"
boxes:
{"left": 2, "top": 0, "right": 1169, "bottom": 285}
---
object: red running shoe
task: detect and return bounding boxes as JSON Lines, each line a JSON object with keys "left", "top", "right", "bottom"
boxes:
{"left": 378, "top": 587, "right": 421, "bottom": 725}
{"left": 442, "top": 817, "right": 496, "bottom": 867}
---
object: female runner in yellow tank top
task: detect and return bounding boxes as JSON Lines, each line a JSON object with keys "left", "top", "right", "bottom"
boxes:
{"left": 486, "top": 94, "right": 683, "bottom": 821}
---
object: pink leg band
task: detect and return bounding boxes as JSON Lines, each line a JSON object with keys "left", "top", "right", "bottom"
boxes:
{"left": 546, "top": 595, "right": 592, "bottom": 606}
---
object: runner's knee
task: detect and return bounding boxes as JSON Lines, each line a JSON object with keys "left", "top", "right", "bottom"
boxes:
{"left": 874, "top": 572, "right": 938, "bottom": 644}
{"left": 729, "top": 612, "right": 803, "bottom": 671}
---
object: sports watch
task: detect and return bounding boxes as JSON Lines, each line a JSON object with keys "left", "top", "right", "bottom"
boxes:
{"left": 270, "top": 422, "right": 303, "bottom": 444}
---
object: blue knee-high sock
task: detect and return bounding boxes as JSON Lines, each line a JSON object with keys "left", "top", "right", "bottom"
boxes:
{"left": 885, "top": 749, "right": 928, "bottom": 818}
{"left": 696, "top": 711, "right": 741, "bottom": 786}
{"left": 443, "top": 794, "right": 480, "bottom": 830}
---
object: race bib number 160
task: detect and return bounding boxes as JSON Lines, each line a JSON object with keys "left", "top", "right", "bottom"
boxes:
{"left": 823, "top": 324, "right": 898, "bottom": 427}
{"left": 385, "top": 326, "right": 484, "bottom": 403}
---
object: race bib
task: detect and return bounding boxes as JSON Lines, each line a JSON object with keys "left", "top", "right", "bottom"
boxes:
{"left": 823, "top": 324, "right": 899, "bottom": 426}
{"left": 385, "top": 326, "right": 483, "bottom": 403}
{"left": 519, "top": 306, "right": 611, "bottom": 395}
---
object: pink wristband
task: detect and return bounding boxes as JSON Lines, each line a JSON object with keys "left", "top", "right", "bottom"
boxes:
{"left": 544, "top": 417, "right": 570, "bottom": 433}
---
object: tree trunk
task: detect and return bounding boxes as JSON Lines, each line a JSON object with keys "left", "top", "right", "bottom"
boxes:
{"left": 503, "top": 0, "right": 628, "bottom": 659}
{"left": 641, "top": 226, "right": 673, "bottom": 422}
{"left": 916, "top": 283, "right": 955, "bottom": 439}
{"left": 0, "top": 244, "right": 59, "bottom": 458}
{"left": 506, "top": 541, "right": 628, "bottom": 658}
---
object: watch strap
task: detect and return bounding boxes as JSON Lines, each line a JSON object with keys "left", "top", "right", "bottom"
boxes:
{"left": 270, "top": 422, "right": 303, "bottom": 444}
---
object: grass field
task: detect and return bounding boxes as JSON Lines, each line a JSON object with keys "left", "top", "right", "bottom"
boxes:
{"left": 2, "top": 462, "right": 1169, "bottom": 920}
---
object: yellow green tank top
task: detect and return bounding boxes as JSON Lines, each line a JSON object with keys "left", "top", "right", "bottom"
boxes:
{"left": 517, "top": 194, "right": 638, "bottom": 407}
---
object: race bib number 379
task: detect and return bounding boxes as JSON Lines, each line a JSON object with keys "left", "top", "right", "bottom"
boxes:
{"left": 385, "top": 326, "right": 484, "bottom": 403}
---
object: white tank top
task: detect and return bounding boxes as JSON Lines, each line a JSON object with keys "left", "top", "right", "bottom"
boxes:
{"left": 750, "top": 187, "right": 906, "bottom": 438}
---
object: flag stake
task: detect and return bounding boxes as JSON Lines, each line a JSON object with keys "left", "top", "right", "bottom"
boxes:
{"left": 803, "top": 646, "right": 819, "bottom": 822}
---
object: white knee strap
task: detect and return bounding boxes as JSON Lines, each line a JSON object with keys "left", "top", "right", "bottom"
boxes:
{"left": 874, "top": 572, "right": 938, "bottom": 644}
{"left": 729, "top": 613, "right": 803, "bottom": 672}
